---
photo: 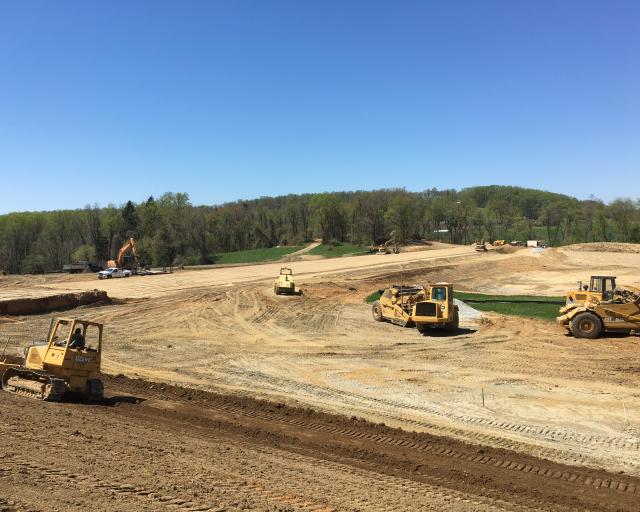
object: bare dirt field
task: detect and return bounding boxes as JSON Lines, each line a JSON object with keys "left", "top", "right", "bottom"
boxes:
{"left": 1, "top": 244, "right": 640, "bottom": 510}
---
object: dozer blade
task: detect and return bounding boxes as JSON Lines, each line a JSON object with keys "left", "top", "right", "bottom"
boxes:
{"left": 1, "top": 367, "right": 66, "bottom": 401}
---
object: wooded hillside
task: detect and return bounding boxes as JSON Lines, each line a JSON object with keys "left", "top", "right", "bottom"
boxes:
{"left": 1, "top": 186, "right": 638, "bottom": 273}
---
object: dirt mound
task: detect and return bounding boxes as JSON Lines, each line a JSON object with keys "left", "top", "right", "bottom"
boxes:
{"left": 494, "top": 245, "right": 520, "bottom": 254}
{"left": 5, "top": 372, "right": 638, "bottom": 512}
{"left": 563, "top": 242, "right": 640, "bottom": 253}
{"left": 0, "top": 289, "right": 110, "bottom": 315}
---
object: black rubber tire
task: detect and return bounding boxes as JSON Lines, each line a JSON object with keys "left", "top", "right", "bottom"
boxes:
{"left": 446, "top": 310, "right": 460, "bottom": 331}
{"left": 570, "top": 312, "right": 602, "bottom": 339}
{"left": 372, "top": 301, "right": 384, "bottom": 322}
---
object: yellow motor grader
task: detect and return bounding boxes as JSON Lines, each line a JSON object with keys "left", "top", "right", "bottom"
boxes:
{"left": 557, "top": 275, "right": 640, "bottom": 338}
{"left": 0, "top": 317, "right": 104, "bottom": 401}
{"left": 372, "top": 283, "right": 459, "bottom": 333}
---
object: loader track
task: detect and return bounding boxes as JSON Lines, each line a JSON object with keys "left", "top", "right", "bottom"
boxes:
{"left": 1, "top": 368, "right": 66, "bottom": 401}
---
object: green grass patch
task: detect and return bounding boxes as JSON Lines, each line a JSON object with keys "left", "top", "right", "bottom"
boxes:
{"left": 365, "top": 290, "right": 382, "bottom": 304}
{"left": 308, "top": 243, "right": 369, "bottom": 258}
{"left": 212, "top": 246, "right": 303, "bottom": 265}
{"left": 364, "top": 290, "right": 564, "bottom": 320}
{"left": 456, "top": 292, "right": 563, "bottom": 303}
{"left": 456, "top": 292, "right": 564, "bottom": 321}
{"left": 461, "top": 301, "right": 561, "bottom": 321}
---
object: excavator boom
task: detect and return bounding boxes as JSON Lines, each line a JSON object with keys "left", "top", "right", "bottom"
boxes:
{"left": 107, "top": 237, "right": 138, "bottom": 268}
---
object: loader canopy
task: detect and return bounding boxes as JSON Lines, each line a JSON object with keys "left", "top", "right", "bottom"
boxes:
{"left": 590, "top": 276, "right": 616, "bottom": 301}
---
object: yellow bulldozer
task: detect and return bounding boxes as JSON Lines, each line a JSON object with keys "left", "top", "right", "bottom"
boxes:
{"left": 372, "top": 283, "right": 459, "bottom": 333}
{"left": 557, "top": 275, "right": 640, "bottom": 338}
{"left": 0, "top": 318, "right": 105, "bottom": 401}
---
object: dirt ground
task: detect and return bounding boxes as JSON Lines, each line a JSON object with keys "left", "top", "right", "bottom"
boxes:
{"left": 2, "top": 375, "right": 639, "bottom": 512}
{"left": 1, "top": 244, "right": 640, "bottom": 510}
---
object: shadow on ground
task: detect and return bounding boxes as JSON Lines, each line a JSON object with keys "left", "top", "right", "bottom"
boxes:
{"left": 420, "top": 327, "right": 477, "bottom": 338}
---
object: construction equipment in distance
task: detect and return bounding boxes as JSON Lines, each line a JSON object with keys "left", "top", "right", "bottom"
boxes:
{"left": 493, "top": 240, "right": 506, "bottom": 247}
{"left": 369, "top": 232, "right": 400, "bottom": 254}
{"left": 107, "top": 237, "right": 138, "bottom": 269}
{"left": 274, "top": 267, "right": 299, "bottom": 295}
{"left": 557, "top": 275, "right": 640, "bottom": 338}
{"left": 0, "top": 318, "right": 104, "bottom": 401}
{"left": 475, "top": 240, "right": 488, "bottom": 252}
{"left": 63, "top": 261, "right": 103, "bottom": 273}
{"left": 372, "top": 283, "right": 459, "bottom": 333}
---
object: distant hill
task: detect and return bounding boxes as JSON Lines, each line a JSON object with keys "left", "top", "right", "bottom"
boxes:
{"left": 0, "top": 186, "right": 637, "bottom": 273}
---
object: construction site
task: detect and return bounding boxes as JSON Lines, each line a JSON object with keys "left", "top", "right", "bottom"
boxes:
{"left": 1, "top": 242, "right": 640, "bottom": 511}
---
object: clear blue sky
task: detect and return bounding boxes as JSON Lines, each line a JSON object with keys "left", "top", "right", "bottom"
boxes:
{"left": 1, "top": 1, "right": 638, "bottom": 213}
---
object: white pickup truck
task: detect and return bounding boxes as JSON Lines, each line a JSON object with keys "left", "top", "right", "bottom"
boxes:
{"left": 97, "top": 267, "right": 132, "bottom": 279}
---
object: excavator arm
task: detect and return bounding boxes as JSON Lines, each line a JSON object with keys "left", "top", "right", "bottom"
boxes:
{"left": 107, "top": 238, "right": 138, "bottom": 268}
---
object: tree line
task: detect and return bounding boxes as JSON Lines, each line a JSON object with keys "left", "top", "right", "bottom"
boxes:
{"left": 0, "top": 186, "right": 638, "bottom": 274}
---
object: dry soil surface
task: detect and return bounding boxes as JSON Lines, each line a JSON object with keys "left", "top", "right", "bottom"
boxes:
{"left": 1, "top": 376, "right": 640, "bottom": 512}
{"left": 2, "top": 245, "right": 640, "bottom": 510}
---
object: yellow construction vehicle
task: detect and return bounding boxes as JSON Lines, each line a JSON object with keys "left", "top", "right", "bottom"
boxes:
{"left": 107, "top": 237, "right": 138, "bottom": 269}
{"left": 274, "top": 267, "right": 298, "bottom": 295}
{"left": 0, "top": 318, "right": 104, "bottom": 401}
{"left": 372, "top": 283, "right": 459, "bottom": 333}
{"left": 369, "top": 231, "right": 400, "bottom": 254}
{"left": 378, "top": 237, "right": 400, "bottom": 254}
{"left": 557, "top": 276, "right": 640, "bottom": 338}
{"left": 475, "top": 240, "right": 487, "bottom": 252}
{"left": 493, "top": 240, "right": 506, "bottom": 247}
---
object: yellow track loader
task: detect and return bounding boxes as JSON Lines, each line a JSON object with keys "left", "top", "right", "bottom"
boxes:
{"left": 0, "top": 318, "right": 104, "bottom": 401}
{"left": 372, "top": 283, "right": 459, "bottom": 333}
{"left": 557, "top": 276, "right": 640, "bottom": 338}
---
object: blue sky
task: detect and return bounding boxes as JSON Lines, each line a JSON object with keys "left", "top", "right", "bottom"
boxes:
{"left": 0, "top": 1, "right": 638, "bottom": 213}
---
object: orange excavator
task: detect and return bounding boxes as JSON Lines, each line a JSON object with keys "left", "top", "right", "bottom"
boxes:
{"left": 107, "top": 238, "right": 138, "bottom": 269}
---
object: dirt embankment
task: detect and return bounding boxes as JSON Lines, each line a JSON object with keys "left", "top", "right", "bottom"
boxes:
{"left": 1, "top": 374, "right": 639, "bottom": 512}
{"left": 0, "top": 290, "right": 109, "bottom": 316}
{"left": 563, "top": 242, "right": 640, "bottom": 253}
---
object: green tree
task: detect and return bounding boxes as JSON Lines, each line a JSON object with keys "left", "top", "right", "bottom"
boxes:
{"left": 385, "top": 194, "right": 419, "bottom": 242}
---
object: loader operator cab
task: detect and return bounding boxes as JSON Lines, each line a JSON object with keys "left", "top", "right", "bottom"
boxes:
{"left": 431, "top": 286, "right": 447, "bottom": 301}
{"left": 48, "top": 319, "right": 102, "bottom": 352}
{"left": 588, "top": 276, "right": 616, "bottom": 302}
{"left": 568, "top": 276, "right": 617, "bottom": 306}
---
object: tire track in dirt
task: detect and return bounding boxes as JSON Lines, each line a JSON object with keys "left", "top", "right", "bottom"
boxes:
{"left": 198, "top": 360, "right": 640, "bottom": 470}
{"left": 0, "top": 415, "right": 333, "bottom": 512}
{"left": 108, "top": 376, "right": 640, "bottom": 510}
{"left": 0, "top": 404, "right": 516, "bottom": 512}
{"left": 163, "top": 392, "right": 639, "bottom": 496}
